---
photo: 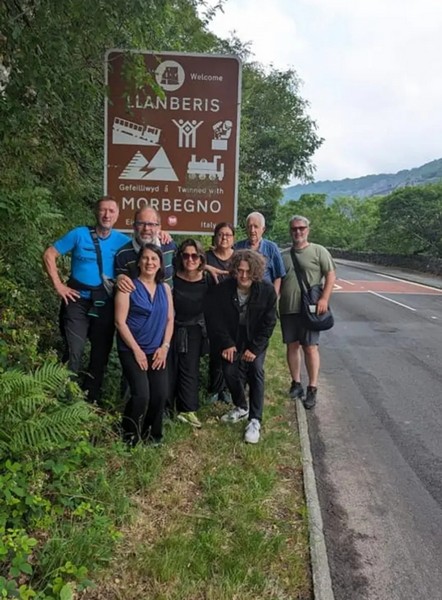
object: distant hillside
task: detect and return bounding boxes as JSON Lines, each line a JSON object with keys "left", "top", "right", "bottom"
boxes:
{"left": 282, "top": 158, "right": 442, "bottom": 202}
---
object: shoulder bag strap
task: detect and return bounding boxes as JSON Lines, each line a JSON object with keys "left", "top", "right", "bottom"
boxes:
{"left": 289, "top": 248, "right": 309, "bottom": 293}
{"left": 88, "top": 226, "right": 105, "bottom": 283}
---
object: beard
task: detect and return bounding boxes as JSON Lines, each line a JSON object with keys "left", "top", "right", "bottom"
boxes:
{"left": 136, "top": 233, "right": 161, "bottom": 247}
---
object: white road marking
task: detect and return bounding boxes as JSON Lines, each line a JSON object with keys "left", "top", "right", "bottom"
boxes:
{"left": 374, "top": 272, "right": 442, "bottom": 292}
{"left": 368, "top": 291, "right": 416, "bottom": 311}
{"left": 334, "top": 283, "right": 343, "bottom": 290}
{"left": 338, "top": 278, "right": 355, "bottom": 285}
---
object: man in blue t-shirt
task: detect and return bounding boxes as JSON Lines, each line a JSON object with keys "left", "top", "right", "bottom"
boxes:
{"left": 43, "top": 197, "right": 129, "bottom": 403}
{"left": 235, "top": 212, "right": 286, "bottom": 295}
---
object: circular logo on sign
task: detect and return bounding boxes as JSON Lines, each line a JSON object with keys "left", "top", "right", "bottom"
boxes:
{"left": 155, "top": 61, "right": 185, "bottom": 92}
{"left": 168, "top": 215, "right": 178, "bottom": 227}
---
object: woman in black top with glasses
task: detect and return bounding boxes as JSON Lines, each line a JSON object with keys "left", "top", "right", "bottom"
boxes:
{"left": 205, "top": 222, "right": 235, "bottom": 403}
{"left": 206, "top": 222, "right": 235, "bottom": 282}
{"left": 172, "top": 239, "right": 212, "bottom": 429}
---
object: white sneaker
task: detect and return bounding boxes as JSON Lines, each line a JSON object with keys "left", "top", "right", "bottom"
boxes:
{"left": 244, "top": 419, "right": 261, "bottom": 444}
{"left": 221, "top": 406, "right": 248, "bottom": 423}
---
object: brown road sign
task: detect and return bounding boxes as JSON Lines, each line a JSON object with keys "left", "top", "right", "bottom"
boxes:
{"left": 104, "top": 49, "right": 242, "bottom": 233}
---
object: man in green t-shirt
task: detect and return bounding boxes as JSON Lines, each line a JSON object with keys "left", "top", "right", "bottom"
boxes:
{"left": 279, "top": 215, "right": 336, "bottom": 409}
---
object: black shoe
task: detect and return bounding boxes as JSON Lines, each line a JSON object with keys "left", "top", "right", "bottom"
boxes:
{"left": 289, "top": 381, "right": 304, "bottom": 399}
{"left": 147, "top": 437, "right": 163, "bottom": 448}
{"left": 303, "top": 386, "right": 317, "bottom": 410}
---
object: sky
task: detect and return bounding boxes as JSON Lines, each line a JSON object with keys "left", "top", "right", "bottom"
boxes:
{"left": 204, "top": 0, "right": 442, "bottom": 183}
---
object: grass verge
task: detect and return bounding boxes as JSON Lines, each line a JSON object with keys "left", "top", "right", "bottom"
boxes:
{"left": 83, "top": 329, "right": 311, "bottom": 599}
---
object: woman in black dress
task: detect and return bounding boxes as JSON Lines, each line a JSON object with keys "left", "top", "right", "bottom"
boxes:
{"left": 205, "top": 222, "right": 235, "bottom": 403}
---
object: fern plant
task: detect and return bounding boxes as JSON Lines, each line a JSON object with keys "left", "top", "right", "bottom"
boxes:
{"left": 0, "top": 361, "right": 94, "bottom": 459}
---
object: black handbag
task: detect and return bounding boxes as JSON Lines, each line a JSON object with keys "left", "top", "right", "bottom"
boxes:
{"left": 290, "top": 249, "right": 334, "bottom": 332}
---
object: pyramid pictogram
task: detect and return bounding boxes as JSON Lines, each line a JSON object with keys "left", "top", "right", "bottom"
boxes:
{"left": 119, "top": 149, "right": 178, "bottom": 181}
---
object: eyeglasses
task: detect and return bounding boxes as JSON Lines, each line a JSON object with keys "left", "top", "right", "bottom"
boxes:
{"left": 182, "top": 252, "right": 199, "bottom": 261}
{"left": 291, "top": 226, "right": 308, "bottom": 232}
{"left": 134, "top": 221, "right": 160, "bottom": 228}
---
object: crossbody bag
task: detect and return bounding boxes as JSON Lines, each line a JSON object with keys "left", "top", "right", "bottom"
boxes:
{"left": 290, "top": 248, "right": 334, "bottom": 332}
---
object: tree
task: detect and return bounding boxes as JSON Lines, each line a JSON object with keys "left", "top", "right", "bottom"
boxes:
{"left": 237, "top": 64, "right": 323, "bottom": 229}
{"left": 1, "top": 0, "right": 325, "bottom": 358}
{"left": 0, "top": 0, "right": 217, "bottom": 350}
{"left": 374, "top": 184, "right": 442, "bottom": 256}
{"left": 269, "top": 193, "right": 382, "bottom": 251}
{"left": 327, "top": 195, "right": 381, "bottom": 251}
{"left": 0, "top": 0, "right": 214, "bottom": 197}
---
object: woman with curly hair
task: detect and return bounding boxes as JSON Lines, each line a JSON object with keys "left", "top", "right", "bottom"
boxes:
{"left": 204, "top": 249, "right": 277, "bottom": 444}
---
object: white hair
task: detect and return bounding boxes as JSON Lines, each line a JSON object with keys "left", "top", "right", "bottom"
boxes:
{"left": 246, "top": 211, "right": 266, "bottom": 227}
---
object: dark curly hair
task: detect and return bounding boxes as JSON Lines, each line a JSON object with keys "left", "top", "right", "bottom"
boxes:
{"left": 229, "top": 249, "right": 266, "bottom": 282}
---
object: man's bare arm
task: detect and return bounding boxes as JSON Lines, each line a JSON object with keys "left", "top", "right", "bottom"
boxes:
{"left": 317, "top": 270, "right": 336, "bottom": 314}
{"left": 43, "top": 246, "right": 80, "bottom": 305}
{"left": 273, "top": 277, "right": 282, "bottom": 297}
{"left": 205, "top": 263, "right": 229, "bottom": 283}
{"left": 116, "top": 273, "right": 136, "bottom": 293}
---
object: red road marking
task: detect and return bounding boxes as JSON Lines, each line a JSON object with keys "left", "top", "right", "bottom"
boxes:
{"left": 335, "top": 279, "right": 442, "bottom": 294}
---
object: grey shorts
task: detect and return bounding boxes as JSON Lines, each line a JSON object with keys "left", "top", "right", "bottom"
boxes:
{"left": 280, "top": 313, "right": 320, "bottom": 346}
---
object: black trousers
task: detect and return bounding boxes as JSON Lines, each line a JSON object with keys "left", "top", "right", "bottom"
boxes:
{"left": 208, "top": 350, "right": 226, "bottom": 395}
{"left": 222, "top": 350, "right": 267, "bottom": 421}
{"left": 118, "top": 350, "right": 169, "bottom": 443}
{"left": 173, "top": 324, "right": 203, "bottom": 413}
{"left": 61, "top": 297, "right": 115, "bottom": 403}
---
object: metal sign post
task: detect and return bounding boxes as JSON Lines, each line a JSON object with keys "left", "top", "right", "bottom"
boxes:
{"left": 105, "top": 50, "right": 242, "bottom": 233}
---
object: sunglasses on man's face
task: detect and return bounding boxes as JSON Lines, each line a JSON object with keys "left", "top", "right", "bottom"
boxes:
{"left": 182, "top": 252, "right": 199, "bottom": 261}
{"left": 291, "top": 226, "right": 308, "bottom": 232}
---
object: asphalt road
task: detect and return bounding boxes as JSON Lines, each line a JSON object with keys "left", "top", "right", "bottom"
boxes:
{"left": 307, "top": 261, "right": 442, "bottom": 600}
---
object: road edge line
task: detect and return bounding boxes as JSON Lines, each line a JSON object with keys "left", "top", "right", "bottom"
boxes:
{"left": 334, "top": 259, "right": 442, "bottom": 290}
{"left": 296, "top": 400, "right": 335, "bottom": 600}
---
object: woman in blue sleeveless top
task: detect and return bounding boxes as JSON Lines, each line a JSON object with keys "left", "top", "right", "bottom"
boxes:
{"left": 115, "top": 244, "right": 173, "bottom": 445}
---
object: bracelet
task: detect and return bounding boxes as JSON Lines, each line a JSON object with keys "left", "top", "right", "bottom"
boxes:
{"left": 162, "top": 342, "right": 170, "bottom": 350}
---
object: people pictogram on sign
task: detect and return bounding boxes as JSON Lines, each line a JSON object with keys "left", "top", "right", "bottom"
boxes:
{"left": 212, "top": 120, "right": 233, "bottom": 151}
{"left": 172, "top": 119, "right": 203, "bottom": 148}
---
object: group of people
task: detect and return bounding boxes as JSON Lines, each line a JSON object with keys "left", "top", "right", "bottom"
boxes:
{"left": 43, "top": 197, "right": 335, "bottom": 446}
